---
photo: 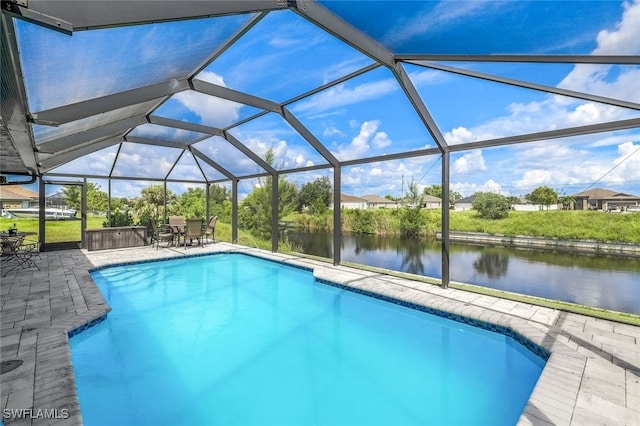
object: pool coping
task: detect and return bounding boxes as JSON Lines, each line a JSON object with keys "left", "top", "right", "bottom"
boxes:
{"left": 1, "top": 243, "right": 638, "bottom": 425}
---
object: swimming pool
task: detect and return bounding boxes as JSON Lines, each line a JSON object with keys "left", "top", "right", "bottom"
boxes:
{"left": 71, "top": 253, "right": 546, "bottom": 425}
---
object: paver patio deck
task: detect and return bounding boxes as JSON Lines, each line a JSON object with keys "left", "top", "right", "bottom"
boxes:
{"left": 1, "top": 243, "right": 639, "bottom": 425}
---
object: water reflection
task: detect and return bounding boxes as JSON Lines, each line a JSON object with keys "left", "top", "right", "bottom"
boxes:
{"left": 287, "top": 231, "right": 640, "bottom": 315}
{"left": 399, "top": 237, "right": 427, "bottom": 276}
{"left": 472, "top": 250, "right": 509, "bottom": 279}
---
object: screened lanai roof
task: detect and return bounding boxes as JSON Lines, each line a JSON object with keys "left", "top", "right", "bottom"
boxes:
{"left": 1, "top": 0, "right": 639, "bottom": 196}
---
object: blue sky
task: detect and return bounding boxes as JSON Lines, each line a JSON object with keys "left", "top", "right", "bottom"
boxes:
{"left": 15, "top": 0, "right": 640, "bottom": 199}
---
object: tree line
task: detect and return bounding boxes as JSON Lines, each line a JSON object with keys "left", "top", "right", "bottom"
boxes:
{"left": 62, "top": 162, "right": 573, "bottom": 239}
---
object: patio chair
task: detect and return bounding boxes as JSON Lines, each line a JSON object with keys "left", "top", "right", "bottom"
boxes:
{"left": 184, "top": 218, "right": 204, "bottom": 249}
{"left": 20, "top": 237, "right": 41, "bottom": 269}
{"left": 168, "top": 215, "right": 186, "bottom": 246}
{"left": 1, "top": 234, "right": 30, "bottom": 276}
{"left": 204, "top": 216, "right": 217, "bottom": 245}
{"left": 150, "top": 221, "right": 174, "bottom": 249}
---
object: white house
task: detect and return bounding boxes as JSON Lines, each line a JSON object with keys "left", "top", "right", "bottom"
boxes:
{"left": 422, "top": 195, "right": 442, "bottom": 210}
{"left": 361, "top": 194, "right": 398, "bottom": 209}
{"left": 454, "top": 194, "right": 476, "bottom": 211}
{"left": 511, "top": 198, "right": 559, "bottom": 211}
{"left": 335, "top": 194, "right": 368, "bottom": 210}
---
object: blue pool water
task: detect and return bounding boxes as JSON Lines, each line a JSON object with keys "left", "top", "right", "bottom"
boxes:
{"left": 71, "top": 254, "right": 545, "bottom": 426}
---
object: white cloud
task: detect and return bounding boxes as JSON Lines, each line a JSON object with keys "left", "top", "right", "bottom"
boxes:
{"left": 383, "top": 0, "right": 499, "bottom": 47}
{"left": 175, "top": 71, "right": 243, "bottom": 128}
{"left": 268, "top": 36, "right": 301, "bottom": 49}
{"left": 514, "top": 170, "right": 554, "bottom": 190}
{"left": 197, "top": 71, "right": 225, "bottom": 86}
{"left": 451, "top": 179, "right": 503, "bottom": 197}
{"left": 372, "top": 131, "right": 392, "bottom": 149}
{"left": 323, "top": 126, "right": 344, "bottom": 138}
{"left": 594, "top": 0, "right": 640, "bottom": 55}
{"left": 408, "top": 69, "right": 449, "bottom": 87}
{"left": 453, "top": 150, "right": 487, "bottom": 174}
{"left": 516, "top": 144, "right": 587, "bottom": 166}
{"left": 233, "top": 130, "right": 319, "bottom": 171}
{"left": 444, "top": 127, "right": 474, "bottom": 144}
{"left": 612, "top": 141, "right": 640, "bottom": 180}
{"left": 507, "top": 140, "right": 640, "bottom": 194}
{"left": 333, "top": 120, "right": 393, "bottom": 161}
{"left": 114, "top": 144, "right": 177, "bottom": 178}
{"left": 558, "top": 0, "right": 640, "bottom": 103}
{"left": 440, "top": 1, "right": 640, "bottom": 149}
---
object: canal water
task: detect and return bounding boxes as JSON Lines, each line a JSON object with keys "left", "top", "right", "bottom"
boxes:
{"left": 286, "top": 231, "right": 640, "bottom": 315}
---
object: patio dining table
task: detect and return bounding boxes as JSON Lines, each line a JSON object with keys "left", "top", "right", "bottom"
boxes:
{"left": 0, "top": 231, "right": 38, "bottom": 276}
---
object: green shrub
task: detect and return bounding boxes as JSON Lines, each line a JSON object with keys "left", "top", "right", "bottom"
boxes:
{"left": 343, "top": 209, "right": 375, "bottom": 234}
{"left": 399, "top": 207, "right": 425, "bottom": 237}
{"left": 103, "top": 208, "right": 135, "bottom": 227}
{"left": 472, "top": 192, "right": 510, "bottom": 220}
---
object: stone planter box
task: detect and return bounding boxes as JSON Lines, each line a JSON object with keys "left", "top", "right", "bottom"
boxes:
{"left": 85, "top": 226, "right": 148, "bottom": 251}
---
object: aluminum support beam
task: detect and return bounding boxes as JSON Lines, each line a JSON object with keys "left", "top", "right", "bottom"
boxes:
{"left": 205, "top": 184, "right": 210, "bottom": 230}
{"left": 192, "top": 79, "right": 281, "bottom": 113}
{"left": 124, "top": 136, "right": 188, "bottom": 150}
{"left": 107, "top": 179, "right": 112, "bottom": 227}
{"left": 232, "top": 179, "right": 238, "bottom": 244}
{"left": 224, "top": 132, "right": 276, "bottom": 174}
{"left": 411, "top": 61, "right": 640, "bottom": 111}
{"left": 223, "top": 110, "right": 270, "bottom": 132}
{"left": 190, "top": 13, "right": 268, "bottom": 79}
{"left": 1, "top": 13, "right": 38, "bottom": 173}
{"left": 271, "top": 172, "right": 279, "bottom": 253}
{"left": 295, "top": 0, "right": 395, "bottom": 67}
{"left": 148, "top": 116, "right": 224, "bottom": 138}
{"left": 392, "top": 63, "right": 449, "bottom": 152}
{"left": 394, "top": 54, "right": 640, "bottom": 65}
{"left": 38, "top": 116, "right": 146, "bottom": 154}
{"left": 81, "top": 178, "right": 87, "bottom": 249}
{"left": 38, "top": 178, "right": 45, "bottom": 249}
{"left": 281, "top": 107, "right": 339, "bottom": 166}
{"left": 34, "top": 79, "right": 189, "bottom": 125}
{"left": 338, "top": 147, "right": 442, "bottom": 167}
{"left": 232, "top": 172, "right": 271, "bottom": 181}
{"left": 441, "top": 152, "right": 450, "bottom": 288}
{"left": 191, "top": 147, "right": 236, "bottom": 181}
{"left": 164, "top": 150, "right": 185, "bottom": 181}
{"left": 163, "top": 182, "right": 167, "bottom": 223}
{"left": 278, "top": 163, "right": 333, "bottom": 175}
{"left": 450, "top": 118, "right": 640, "bottom": 153}
{"left": 108, "top": 144, "right": 122, "bottom": 177}
{"left": 1, "top": 1, "right": 73, "bottom": 34}
{"left": 39, "top": 137, "right": 122, "bottom": 172}
{"left": 25, "top": 0, "right": 286, "bottom": 31}
{"left": 333, "top": 165, "right": 341, "bottom": 265}
{"left": 46, "top": 172, "right": 207, "bottom": 185}
{"left": 283, "top": 63, "right": 382, "bottom": 106}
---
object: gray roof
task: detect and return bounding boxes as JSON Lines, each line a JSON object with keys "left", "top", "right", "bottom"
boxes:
{"left": 423, "top": 195, "right": 442, "bottom": 203}
{"left": 361, "top": 194, "right": 395, "bottom": 203}
{"left": 456, "top": 195, "right": 476, "bottom": 204}
{"left": 573, "top": 188, "right": 639, "bottom": 199}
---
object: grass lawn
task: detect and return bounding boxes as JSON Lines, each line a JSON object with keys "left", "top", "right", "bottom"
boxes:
{"left": 449, "top": 210, "right": 640, "bottom": 243}
{"left": 0, "top": 216, "right": 105, "bottom": 242}
{"left": 4, "top": 210, "right": 639, "bottom": 244}
{"left": 0, "top": 217, "right": 279, "bottom": 249}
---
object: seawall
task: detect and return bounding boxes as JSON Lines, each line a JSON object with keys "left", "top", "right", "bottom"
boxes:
{"left": 435, "top": 231, "right": 640, "bottom": 257}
